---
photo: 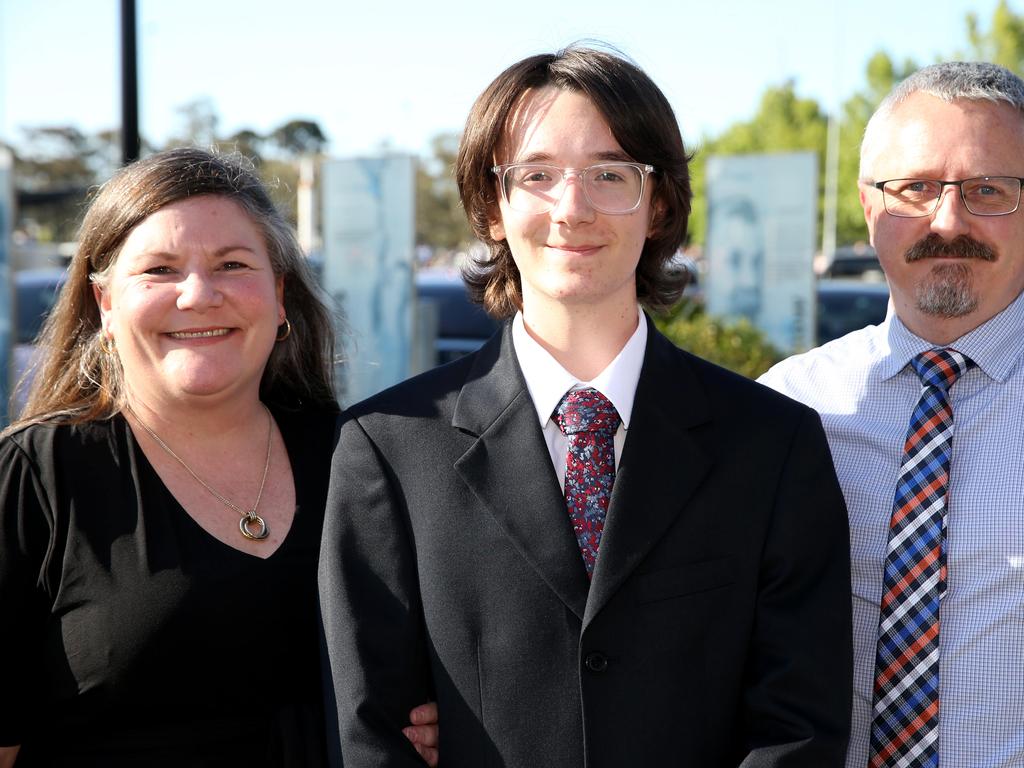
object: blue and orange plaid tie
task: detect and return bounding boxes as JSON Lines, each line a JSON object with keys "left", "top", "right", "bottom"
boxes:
{"left": 869, "top": 348, "right": 973, "bottom": 768}
{"left": 554, "top": 388, "right": 620, "bottom": 579}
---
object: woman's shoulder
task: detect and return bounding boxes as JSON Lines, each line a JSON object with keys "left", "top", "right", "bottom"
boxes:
{"left": 2, "top": 415, "right": 124, "bottom": 465}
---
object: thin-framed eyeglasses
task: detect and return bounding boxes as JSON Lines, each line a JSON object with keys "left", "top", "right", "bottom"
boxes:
{"left": 873, "top": 177, "right": 1024, "bottom": 217}
{"left": 491, "top": 162, "right": 656, "bottom": 215}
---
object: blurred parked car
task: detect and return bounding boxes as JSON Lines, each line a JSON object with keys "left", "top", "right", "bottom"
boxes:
{"left": 822, "top": 244, "right": 882, "bottom": 279}
{"left": 415, "top": 270, "right": 500, "bottom": 365}
{"left": 816, "top": 279, "right": 889, "bottom": 345}
{"left": 10, "top": 268, "right": 67, "bottom": 415}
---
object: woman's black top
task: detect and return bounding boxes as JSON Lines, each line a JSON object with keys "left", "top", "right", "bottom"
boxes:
{"left": 0, "top": 407, "right": 335, "bottom": 767}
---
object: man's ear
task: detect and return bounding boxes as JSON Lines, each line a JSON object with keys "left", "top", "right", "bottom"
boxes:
{"left": 859, "top": 183, "right": 878, "bottom": 248}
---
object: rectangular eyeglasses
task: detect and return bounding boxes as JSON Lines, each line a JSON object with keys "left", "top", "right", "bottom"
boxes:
{"left": 491, "top": 162, "right": 655, "bottom": 215}
{"left": 874, "top": 177, "right": 1024, "bottom": 217}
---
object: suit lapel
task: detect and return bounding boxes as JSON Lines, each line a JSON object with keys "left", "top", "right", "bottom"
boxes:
{"left": 453, "top": 324, "right": 590, "bottom": 620}
{"left": 584, "top": 321, "right": 714, "bottom": 628}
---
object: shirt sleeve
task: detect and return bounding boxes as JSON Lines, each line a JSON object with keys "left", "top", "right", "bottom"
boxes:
{"left": 0, "top": 433, "right": 55, "bottom": 746}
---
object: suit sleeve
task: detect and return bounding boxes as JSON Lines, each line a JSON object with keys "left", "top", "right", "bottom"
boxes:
{"left": 740, "top": 406, "right": 853, "bottom": 767}
{"left": 318, "top": 416, "right": 433, "bottom": 767}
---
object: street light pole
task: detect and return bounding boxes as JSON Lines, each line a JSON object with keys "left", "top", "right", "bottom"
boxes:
{"left": 121, "top": 0, "right": 140, "bottom": 165}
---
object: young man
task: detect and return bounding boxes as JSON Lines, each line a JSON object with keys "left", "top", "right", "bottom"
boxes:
{"left": 760, "top": 61, "right": 1024, "bottom": 767}
{"left": 320, "top": 47, "right": 852, "bottom": 767}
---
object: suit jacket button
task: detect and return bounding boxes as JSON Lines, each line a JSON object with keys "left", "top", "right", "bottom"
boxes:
{"left": 584, "top": 652, "right": 608, "bottom": 672}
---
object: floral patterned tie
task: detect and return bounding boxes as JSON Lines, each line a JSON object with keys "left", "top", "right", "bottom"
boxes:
{"left": 553, "top": 388, "right": 620, "bottom": 579}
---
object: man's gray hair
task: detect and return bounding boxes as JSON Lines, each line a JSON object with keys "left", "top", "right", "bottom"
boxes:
{"left": 860, "top": 61, "right": 1024, "bottom": 179}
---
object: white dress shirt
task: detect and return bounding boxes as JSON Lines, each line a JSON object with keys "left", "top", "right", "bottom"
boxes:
{"left": 759, "top": 290, "right": 1024, "bottom": 768}
{"left": 511, "top": 309, "right": 647, "bottom": 492}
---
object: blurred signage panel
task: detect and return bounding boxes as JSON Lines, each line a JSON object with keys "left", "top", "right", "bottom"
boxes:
{"left": 705, "top": 152, "right": 816, "bottom": 353}
{"left": 0, "top": 149, "right": 12, "bottom": 425}
{"left": 321, "top": 155, "right": 415, "bottom": 405}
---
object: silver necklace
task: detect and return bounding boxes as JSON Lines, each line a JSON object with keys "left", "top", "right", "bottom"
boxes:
{"left": 127, "top": 404, "right": 274, "bottom": 541}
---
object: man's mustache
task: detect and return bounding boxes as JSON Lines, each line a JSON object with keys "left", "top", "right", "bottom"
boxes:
{"left": 904, "top": 233, "right": 997, "bottom": 263}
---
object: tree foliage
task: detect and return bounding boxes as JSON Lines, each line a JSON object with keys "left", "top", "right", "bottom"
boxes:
{"left": 689, "top": 83, "right": 828, "bottom": 246}
{"left": 14, "top": 126, "right": 116, "bottom": 190}
{"left": 11, "top": 101, "right": 331, "bottom": 236}
{"left": 967, "top": 0, "right": 1024, "bottom": 70}
{"left": 11, "top": 126, "right": 120, "bottom": 240}
{"left": 223, "top": 128, "right": 265, "bottom": 162}
{"left": 415, "top": 132, "right": 473, "bottom": 250}
{"left": 271, "top": 120, "right": 328, "bottom": 158}
{"left": 832, "top": 52, "right": 920, "bottom": 245}
{"left": 170, "top": 98, "right": 220, "bottom": 149}
{"left": 654, "top": 302, "right": 782, "bottom": 379}
{"left": 689, "top": 51, "right": 928, "bottom": 250}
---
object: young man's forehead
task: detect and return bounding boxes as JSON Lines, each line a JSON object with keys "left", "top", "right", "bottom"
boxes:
{"left": 496, "top": 86, "right": 621, "bottom": 162}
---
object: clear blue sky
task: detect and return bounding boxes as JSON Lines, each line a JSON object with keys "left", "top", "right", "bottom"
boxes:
{"left": 0, "top": 0, "right": 1011, "bottom": 158}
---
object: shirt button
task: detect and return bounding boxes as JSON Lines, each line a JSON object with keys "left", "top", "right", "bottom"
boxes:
{"left": 584, "top": 652, "right": 609, "bottom": 673}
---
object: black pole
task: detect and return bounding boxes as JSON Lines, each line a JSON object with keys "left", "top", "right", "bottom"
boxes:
{"left": 120, "top": 0, "right": 140, "bottom": 165}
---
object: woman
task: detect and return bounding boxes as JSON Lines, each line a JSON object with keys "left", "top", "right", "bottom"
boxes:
{"left": 0, "top": 148, "right": 437, "bottom": 766}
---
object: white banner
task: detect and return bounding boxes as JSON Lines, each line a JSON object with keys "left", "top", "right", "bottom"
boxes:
{"left": 321, "top": 154, "right": 416, "bottom": 405}
{"left": 705, "top": 152, "right": 817, "bottom": 353}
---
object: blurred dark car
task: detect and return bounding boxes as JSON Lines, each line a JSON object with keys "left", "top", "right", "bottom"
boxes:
{"left": 822, "top": 244, "right": 882, "bottom": 279}
{"left": 15, "top": 268, "right": 67, "bottom": 344}
{"left": 415, "top": 271, "right": 500, "bottom": 365}
{"left": 10, "top": 268, "right": 67, "bottom": 414}
{"left": 816, "top": 279, "right": 889, "bottom": 345}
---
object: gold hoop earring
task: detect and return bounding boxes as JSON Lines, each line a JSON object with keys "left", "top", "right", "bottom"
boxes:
{"left": 100, "top": 334, "right": 115, "bottom": 355}
{"left": 275, "top": 318, "right": 292, "bottom": 342}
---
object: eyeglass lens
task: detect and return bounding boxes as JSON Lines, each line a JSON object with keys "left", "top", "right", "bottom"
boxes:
{"left": 502, "top": 164, "right": 645, "bottom": 214}
{"left": 882, "top": 177, "right": 1022, "bottom": 216}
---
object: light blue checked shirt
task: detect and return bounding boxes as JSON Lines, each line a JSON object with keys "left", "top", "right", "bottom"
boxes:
{"left": 759, "top": 289, "right": 1024, "bottom": 768}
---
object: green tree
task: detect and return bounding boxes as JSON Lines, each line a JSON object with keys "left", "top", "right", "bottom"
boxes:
{"left": 259, "top": 158, "right": 301, "bottom": 224}
{"left": 223, "top": 128, "right": 266, "bottom": 163}
{"left": 171, "top": 109, "right": 329, "bottom": 225}
{"left": 415, "top": 132, "right": 473, "bottom": 251}
{"left": 655, "top": 302, "right": 782, "bottom": 379}
{"left": 688, "top": 82, "right": 829, "bottom": 246}
{"left": 834, "top": 52, "right": 919, "bottom": 245}
{"left": 270, "top": 119, "right": 328, "bottom": 158}
{"left": 12, "top": 125, "right": 120, "bottom": 241}
{"left": 169, "top": 98, "right": 220, "bottom": 148}
{"left": 15, "top": 126, "right": 106, "bottom": 189}
{"left": 967, "top": 0, "right": 1024, "bottom": 71}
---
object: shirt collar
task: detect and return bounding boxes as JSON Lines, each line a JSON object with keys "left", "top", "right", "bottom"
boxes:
{"left": 512, "top": 307, "right": 647, "bottom": 429}
{"left": 879, "top": 288, "right": 1024, "bottom": 383}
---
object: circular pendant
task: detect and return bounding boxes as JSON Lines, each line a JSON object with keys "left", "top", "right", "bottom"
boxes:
{"left": 240, "top": 513, "right": 269, "bottom": 540}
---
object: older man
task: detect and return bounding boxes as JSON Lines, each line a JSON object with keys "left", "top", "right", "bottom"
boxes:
{"left": 760, "top": 61, "right": 1024, "bottom": 767}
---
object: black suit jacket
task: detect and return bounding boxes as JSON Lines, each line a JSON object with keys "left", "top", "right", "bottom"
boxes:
{"left": 319, "top": 317, "right": 852, "bottom": 767}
